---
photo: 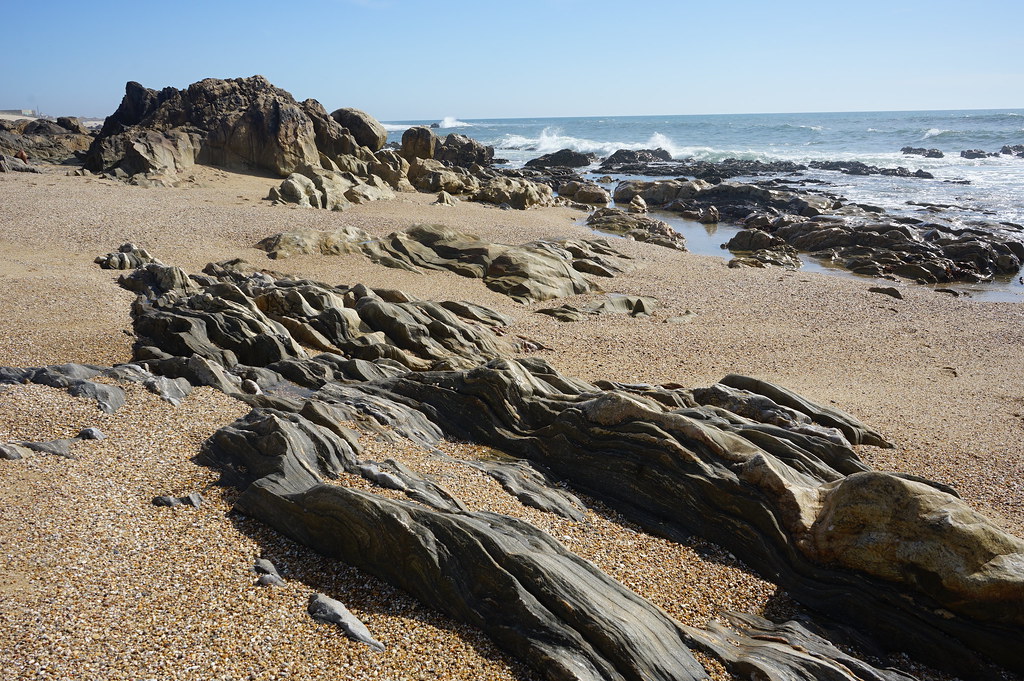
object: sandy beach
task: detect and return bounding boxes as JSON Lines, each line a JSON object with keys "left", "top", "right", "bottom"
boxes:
{"left": 2, "top": 165, "right": 1022, "bottom": 680}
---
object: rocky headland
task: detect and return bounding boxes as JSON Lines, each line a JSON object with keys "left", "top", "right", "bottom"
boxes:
{"left": 2, "top": 76, "right": 1024, "bottom": 681}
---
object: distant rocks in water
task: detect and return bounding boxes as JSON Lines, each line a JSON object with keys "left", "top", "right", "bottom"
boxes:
{"left": 603, "top": 148, "right": 673, "bottom": 165}
{"left": 901, "top": 146, "right": 944, "bottom": 158}
{"left": 960, "top": 149, "right": 999, "bottom": 159}
{"left": 1000, "top": 144, "right": 1024, "bottom": 158}
{"left": 601, "top": 155, "right": 806, "bottom": 181}
{"left": 586, "top": 207, "right": 688, "bottom": 251}
{"left": 808, "top": 160, "right": 934, "bottom": 179}
{"left": 609, "top": 176, "right": 1023, "bottom": 284}
{"left": 524, "top": 148, "right": 595, "bottom": 168}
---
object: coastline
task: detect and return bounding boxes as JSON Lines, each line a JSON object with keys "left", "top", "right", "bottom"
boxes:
{"left": 2, "top": 164, "right": 1023, "bottom": 680}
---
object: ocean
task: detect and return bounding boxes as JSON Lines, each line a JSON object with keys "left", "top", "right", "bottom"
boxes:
{"left": 383, "top": 110, "right": 1024, "bottom": 299}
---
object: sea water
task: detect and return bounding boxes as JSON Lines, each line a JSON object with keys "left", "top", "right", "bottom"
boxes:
{"left": 383, "top": 110, "right": 1024, "bottom": 299}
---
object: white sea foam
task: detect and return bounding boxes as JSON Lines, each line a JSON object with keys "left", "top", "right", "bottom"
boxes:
{"left": 381, "top": 123, "right": 411, "bottom": 132}
{"left": 438, "top": 116, "right": 474, "bottom": 128}
{"left": 922, "top": 128, "right": 952, "bottom": 139}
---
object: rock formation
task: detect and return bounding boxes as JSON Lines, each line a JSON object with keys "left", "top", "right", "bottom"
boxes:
{"left": 84, "top": 248, "right": 1024, "bottom": 680}
{"left": 0, "top": 117, "right": 94, "bottom": 164}
{"left": 255, "top": 224, "right": 629, "bottom": 304}
{"left": 613, "top": 178, "right": 1023, "bottom": 283}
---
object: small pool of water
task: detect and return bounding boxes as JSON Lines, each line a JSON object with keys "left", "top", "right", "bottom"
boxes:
{"left": 581, "top": 204, "right": 1024, "bottom": 303}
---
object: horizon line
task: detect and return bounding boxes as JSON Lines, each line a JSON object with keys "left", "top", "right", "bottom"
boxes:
{"left": 379, "top": 106, "right": 1024, "bottom": 124}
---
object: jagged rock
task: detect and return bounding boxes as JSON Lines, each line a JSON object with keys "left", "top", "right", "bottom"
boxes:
{"left": 960, "top": 149, "right": 996, "bottom": 159}
{"left": 603, "top": 148, "right": 673, "bottom": 165}
{"left": 400, "top": 126, "right": 437, "bottom": 162}
{"left": 85, "top": 76, "right": 363, "bottom": 178}
{"left": 434, "top": 133, "right": 493, "bottom": 167}
{"left": 586, "top": 207, "right": 687, "bottom": 250}
{"left": 368, "top": 149, "right": 414, "bottom": 191}
{"left": 330, "top": 108, "right": 387, "bottom": 151}
{"left": 95, "top": 243, "right": 162, "bottom": 270}
{"left": 122, "top": 262, "right": 513, "bottom": 372}
{"left": 152, "top": 493, "right": 203, "bottom": 508}
{"left": 0, "top": 364, "right": 127, "bottom": 414}
{"left": 627, "top": 195, "right": 647, "bottom": 213}
{"left": 524, "top": 148, "right": 595, "bottom": 168}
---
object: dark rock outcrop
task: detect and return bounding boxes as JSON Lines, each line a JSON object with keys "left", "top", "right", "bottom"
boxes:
{"left": 434, "top": 133, "right": 494, "bottom": 167}
{"left": 901, "top": 146, "right": 944, "bottom": 158}
{"left": 524, "top": 148, "right": 595, "bottom": 168}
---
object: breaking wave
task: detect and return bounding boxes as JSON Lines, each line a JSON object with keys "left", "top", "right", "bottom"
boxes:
{"left": 438, "top": 117, "right": 474, "bottom": 128}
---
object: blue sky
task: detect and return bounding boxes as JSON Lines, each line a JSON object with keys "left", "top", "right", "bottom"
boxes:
{"left": 2, "top": 0, "right": 1021, "bottom": 121}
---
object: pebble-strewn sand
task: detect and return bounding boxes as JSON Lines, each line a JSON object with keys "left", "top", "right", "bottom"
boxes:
{"left": 2, "top": 166, "right": 1022, "bottom": 680}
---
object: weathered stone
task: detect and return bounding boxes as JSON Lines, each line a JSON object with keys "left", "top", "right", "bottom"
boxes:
{"left": 400, "top": 126, "right": 437, "bottom": 162}
{"left": 330, "top": 108, "right": 387, "bottom": 151}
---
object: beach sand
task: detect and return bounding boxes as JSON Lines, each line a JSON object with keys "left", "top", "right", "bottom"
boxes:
{"left": 1, "top": 165, "right": 1021, "bottom": 680}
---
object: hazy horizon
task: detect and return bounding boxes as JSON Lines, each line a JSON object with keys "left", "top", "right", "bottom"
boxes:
{"left": 2, "top": 0, "right": 1021, "bottom": 121}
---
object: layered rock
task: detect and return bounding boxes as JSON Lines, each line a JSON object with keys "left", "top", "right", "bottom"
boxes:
{"left": 94, "top": 249, "right": 1024, "bottom": 679}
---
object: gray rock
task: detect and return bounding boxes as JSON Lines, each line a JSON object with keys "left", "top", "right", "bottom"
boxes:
{"left": 0, "top": 443, "right": 31, "bottom": 460}
{"left": 78, "top": 427, "right": 106, "bottom": 440}
{"left": 308, "top": 594, "right": 386, "bottom": 652}
{"left": 257, "top": 573, "right": 286, "bottom": 587}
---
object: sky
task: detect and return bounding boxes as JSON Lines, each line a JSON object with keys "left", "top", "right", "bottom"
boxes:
{"left": 2, "top": 0, "right": 1022, "bottom": 121}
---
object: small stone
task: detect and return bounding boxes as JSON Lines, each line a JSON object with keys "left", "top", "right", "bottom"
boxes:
{"left": 152, "top": 495, "right": 182, "bottom": 507}
{"left": 241, "top": 379, "right": 262, "bottom": 395}
{"left": 182, "top": 492, "right": 204, "bottom": 507}
{"left": 78, "top": 427, "right": 107, "bottom": 440}
{"left": 869, "top": 286, "right": 903, "bottom": 300}
{"left": 254, "top": 558, "right": 282, "bottom": 578}
{"left": 257, "top": 573, "right": 287, "bottom": 587}
{"left": 308, "top": 593, "right": 386, "bottom": 652}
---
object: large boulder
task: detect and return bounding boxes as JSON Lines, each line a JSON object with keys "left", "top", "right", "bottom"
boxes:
{"left": 474, "top": 176, "right": 553, "bottom": 209}
{"left": 85, "top": 76, "right": 329, "bottom": 177}
{"left": 400, "top": 126, "right": 437, "bottom": 162}
{"left": 330, "top": 108, "right": 387, "bottom": 151}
